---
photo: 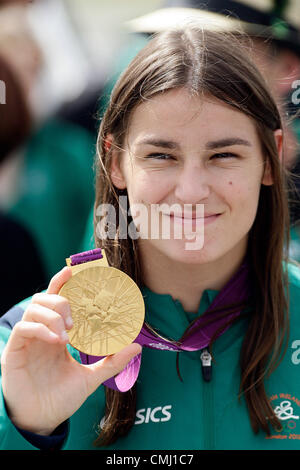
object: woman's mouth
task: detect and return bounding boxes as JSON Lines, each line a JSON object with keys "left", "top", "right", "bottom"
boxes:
{"left": 167, "top": 212, "right": 221, "bottom": 226}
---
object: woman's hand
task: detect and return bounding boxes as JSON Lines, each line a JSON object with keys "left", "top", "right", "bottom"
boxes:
{"left": 1, "top": 267, "right": 141, "bottom": 436}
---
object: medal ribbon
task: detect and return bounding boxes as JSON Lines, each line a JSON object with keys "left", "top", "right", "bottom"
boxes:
{"left": 73, "top": 249, "right": 251, "bottom": 392}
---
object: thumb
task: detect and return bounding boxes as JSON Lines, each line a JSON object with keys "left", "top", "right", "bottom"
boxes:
{"left": 85, "top": 343, "right": 142, "bottom": 394}
{"left": 47, "top": 267, "right": 72, "bottom": 295}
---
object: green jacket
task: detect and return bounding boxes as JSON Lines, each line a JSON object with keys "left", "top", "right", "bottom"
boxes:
{"left": 0, "top": 263, "right": 300, "bottom": 450}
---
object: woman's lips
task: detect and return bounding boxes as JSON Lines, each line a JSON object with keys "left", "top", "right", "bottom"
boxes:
{"left": 167, "top": 213, "right": 221, "bottom": 224}
{"left": 161, "top": 213, "right": 221, "bottom": 232}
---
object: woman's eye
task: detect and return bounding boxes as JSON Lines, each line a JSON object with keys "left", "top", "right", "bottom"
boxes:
{"left": 211, "top": 152, "right": 237, "bottom": 160}
{"left": 145, "top": 153, "right": 173, "bottom": 160}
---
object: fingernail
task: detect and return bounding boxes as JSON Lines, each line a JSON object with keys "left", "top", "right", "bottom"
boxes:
{"left": 66, "top": 317, "right": 73, "bottom": 329}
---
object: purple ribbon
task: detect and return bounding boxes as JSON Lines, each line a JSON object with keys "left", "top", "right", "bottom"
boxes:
{"left": 70, "top": 248, "right": 103, "bottom": 266}
{"left": 75, "top": 249, "right": 251, "bottom": 392}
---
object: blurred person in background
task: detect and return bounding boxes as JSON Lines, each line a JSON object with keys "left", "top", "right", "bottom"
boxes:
{"left": 0, "top": 53, "right": 47, "bottom": 316}
{"left": 0, "top": 2, "right": 96, "bottom": 280}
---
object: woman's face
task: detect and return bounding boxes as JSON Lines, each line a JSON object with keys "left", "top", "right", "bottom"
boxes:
{"left": 110, "top": 88, "right": 276, "bottom": 266}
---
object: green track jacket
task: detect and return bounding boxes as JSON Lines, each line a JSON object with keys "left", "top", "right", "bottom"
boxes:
{"left": 0, "top": 263, "right": 300, "bottom": 450}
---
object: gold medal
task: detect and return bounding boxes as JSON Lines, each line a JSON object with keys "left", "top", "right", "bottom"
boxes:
{"left": 59, "top": 251, "right": 145, "bottom": 356}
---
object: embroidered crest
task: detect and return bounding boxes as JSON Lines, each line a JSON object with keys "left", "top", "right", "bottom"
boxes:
{"left": 267, "top": 393, "right": 300, "bottom": 441}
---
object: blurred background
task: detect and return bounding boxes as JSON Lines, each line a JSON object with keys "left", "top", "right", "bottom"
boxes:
{"left": 0, "top": 0, "right": 300, "bottom": 316}
{"left": 23, "top": 0, "right": 163, "bottom": 119}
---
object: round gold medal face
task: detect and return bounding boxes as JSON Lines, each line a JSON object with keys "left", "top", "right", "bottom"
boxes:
{"left": 59, "top": 266, "right": 145, "bottom": 356}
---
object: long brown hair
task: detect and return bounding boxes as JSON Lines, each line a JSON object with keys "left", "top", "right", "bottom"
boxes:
{"left": 93, "top": 26, "right": 290, "bottom": 445}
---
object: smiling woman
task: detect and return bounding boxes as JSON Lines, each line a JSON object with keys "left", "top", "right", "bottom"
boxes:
{"left": 95, "top": 25, "right": 291, "bottom": 444}
{"left": 1, "top": 25, "right": 300, "bottom": 451}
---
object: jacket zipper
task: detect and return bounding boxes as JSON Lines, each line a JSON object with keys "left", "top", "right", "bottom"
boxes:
{"left": 200, "top": 348, "right": 212, "bottom": 382}
{"left": 200, "top": 348, "right": 215, "bottom": 449}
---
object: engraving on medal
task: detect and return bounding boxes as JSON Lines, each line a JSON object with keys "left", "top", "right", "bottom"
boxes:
{"left": 59, "top": 266, "right": 145, "bottom": 356}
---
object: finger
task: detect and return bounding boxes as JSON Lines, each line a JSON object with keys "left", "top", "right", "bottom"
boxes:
{"left": 84, "top": 343, "right": 142, "bottom": 395}
{"left": 46, "top": 267, "right": 72, "bottom": 296}
{"left": 30, "top": 293, "right": 73, "bottom": 330}
{"left": 5, "top": 321, "right": 63, "bottom": 353}
{"left": 22, "top": 303, "right": 70, "bottom": 340}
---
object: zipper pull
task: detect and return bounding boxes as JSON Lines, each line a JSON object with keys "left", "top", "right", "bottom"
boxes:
{"left": 200, "top": 348, "right": 212, "bottom": 382}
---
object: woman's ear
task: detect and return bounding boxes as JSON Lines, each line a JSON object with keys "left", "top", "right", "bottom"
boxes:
{"left": 106, "top": 134, "right": 127, "bottom": 190}
{"left": 261, "top": 129, "right": 283, "bottom": 186}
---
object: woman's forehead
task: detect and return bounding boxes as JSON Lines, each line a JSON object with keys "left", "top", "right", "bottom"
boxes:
{"left": 126, "top": 89, "right": 259, "bottom": 146}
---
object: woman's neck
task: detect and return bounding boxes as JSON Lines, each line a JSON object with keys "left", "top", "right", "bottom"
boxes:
{"left": 139, "top": 240, "right": 248, "bottom": 313}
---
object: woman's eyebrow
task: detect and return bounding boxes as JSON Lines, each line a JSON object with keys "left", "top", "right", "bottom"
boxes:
{"left": 135, "top": 138, "right": 180, "bottom": 149}
{"left": 205, "top": 137, "right": 252, "bottom": 149}
{"left": 135, "top": 136, "right": 252, "bottom": 150}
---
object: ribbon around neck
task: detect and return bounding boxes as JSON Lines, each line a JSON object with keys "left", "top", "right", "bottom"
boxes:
{"left": 79, "top": 260, "right": 251, "bottom": 392}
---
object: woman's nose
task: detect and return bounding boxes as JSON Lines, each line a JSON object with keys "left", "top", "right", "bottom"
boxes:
{"left": 174, "top": 164, "right": 210, "bottom": 204}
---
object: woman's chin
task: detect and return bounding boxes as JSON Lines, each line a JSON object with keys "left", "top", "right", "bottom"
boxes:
{"left": 143, "top": 237, "right": 218, "bottom": 265}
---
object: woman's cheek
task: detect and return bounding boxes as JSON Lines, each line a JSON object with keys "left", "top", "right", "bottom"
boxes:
{"left": 132, "top": 176, "right": 173, "bottom": 205}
